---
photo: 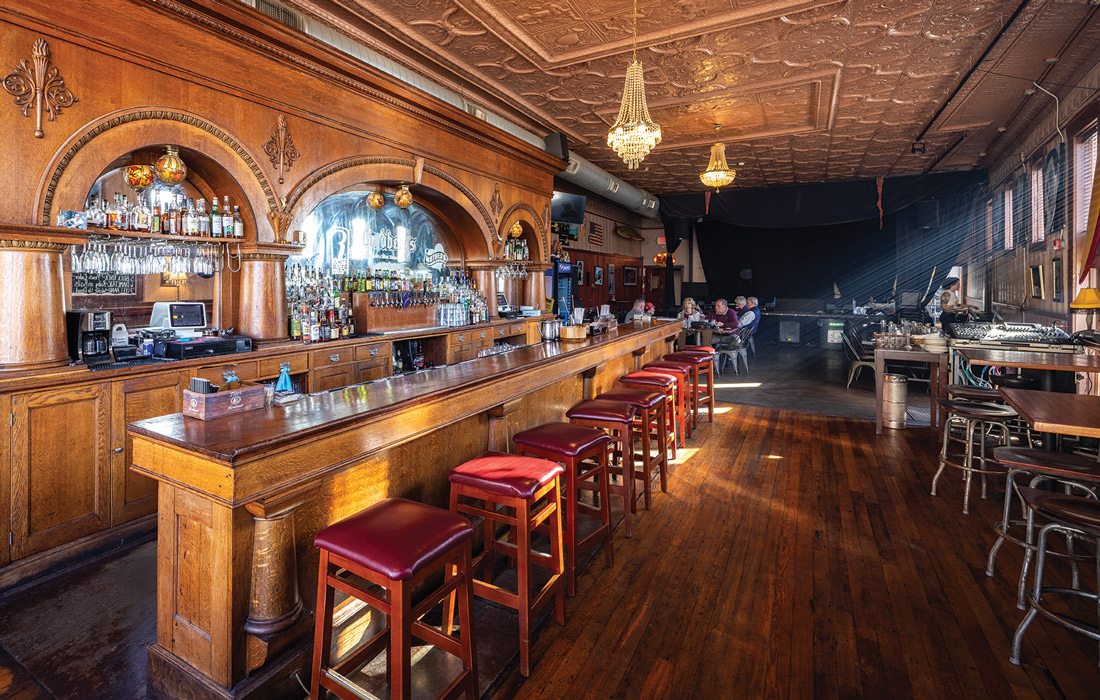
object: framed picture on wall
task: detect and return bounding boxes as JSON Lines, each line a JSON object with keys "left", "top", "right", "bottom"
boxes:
{"left": 575, "top": 259, "right": 584, "bottom": 285}
{"left": 623, "top": 266, "right": 639, "bottom": 286}
{"left": 594, "top": 266, "right": 604, "bottom": 286}
{"left": 1029, "top": 264, "right": 1044, "bottom": 299}
{"left": 608, "top": 264, "right": 616, "bottom": 301}
{"left": 1052, "top": 258, "right": 1063, "bottom": 302}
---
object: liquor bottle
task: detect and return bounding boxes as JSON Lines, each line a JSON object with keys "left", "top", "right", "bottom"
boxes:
{"left": 222, "top": 196, "right": 234, "bottom": 238}
{"left": 182, "top": 199, "right": 195, "bottom": 236}
{"left": 166, "top": 198, "right": 178, "bottom": 235}
{"left": 210, "top": 197, "right": 222, "bottom": 237}
{"left": 309, "top": 311, "right": 321, "bottom": 343}
{"left": 328, "top": 310, "right": 339, "bottom": 341}
{"left": 106, "top": 193, "right": 122, "bottom": 230}
{"left": 289, "top": 307, "right": 302, "bottom": 340}
{"left": 151, "top": 205, "right": 161, "bottom": 234}
{"left": 196, "top": 199, "right": 210, "bottom": 237}
{"left": 233, "top": 206, "right": 244, "bottom": 239}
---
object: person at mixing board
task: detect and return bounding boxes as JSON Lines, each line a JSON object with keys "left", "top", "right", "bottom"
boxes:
{"left": 929, "top": 277, "right": 979, "bottom": 325}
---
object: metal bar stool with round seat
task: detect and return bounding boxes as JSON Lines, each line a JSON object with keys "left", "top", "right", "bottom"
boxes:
{"left": 932, "top": 398, "right": 1018, "bottom": 514}
{"left": 986, "top": 447, "right": 1100, "bottom": 608}
{"left": 447, "top": 453, "right": 566, "bottom": 677}
{"left": 949, "top": 383, "right": 1035, "bottom": 447}
{"left": 566, "top": 399, "right": 639, "bottom": 536}
{"left": 664, "top": 351, "right": 715, "bottom": 427}
{"left": 1010, "top": 488, "right": 1100, "bottom": 666}
{"left": 512, "top": 423, "right": 613, "bottom": 596}
{"left": 310, "top": 498, "right": 477, "bottom": 700}
{"left": 594, "top": 387, "right": 668, "bottom": 511}
{"left": 619, "top": 370, "right": 679, "bottom": 461}
{"left": 642, "top": 360, "right": 694, "bottom": 441}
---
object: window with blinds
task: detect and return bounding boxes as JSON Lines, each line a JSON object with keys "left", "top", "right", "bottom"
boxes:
{"left": 1004, "top": 188, "right": 1014, "bottom": 251}
{"left": 1075, "top": 125, "right": 1098, "bottom": 237}
{"left": 1031, "top": 164, "right": 1045, "bottom": 243}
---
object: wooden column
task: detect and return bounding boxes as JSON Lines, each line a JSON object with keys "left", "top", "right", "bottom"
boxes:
{"left": 0, "top": 240, "right": 69, "bottom": 370}
{"left": 486, "top": 398, "right": 523, "bottom": 452}
{"left": 526, "top": 263, "right": 550, "bottom": 310}
{"left": 467, "top": 260, "right": 499, "bottom": 319}
{"left": 237, "top": 250, "right": 288, "bottom": 341}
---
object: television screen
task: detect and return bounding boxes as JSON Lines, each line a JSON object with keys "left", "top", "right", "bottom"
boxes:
{"left": 551, "top": 192, "right": 586, "bottom": 224}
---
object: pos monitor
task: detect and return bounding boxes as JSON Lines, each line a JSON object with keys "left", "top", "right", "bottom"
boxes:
{"left": 149, "top": 302, "right": 207, "bottom": 338}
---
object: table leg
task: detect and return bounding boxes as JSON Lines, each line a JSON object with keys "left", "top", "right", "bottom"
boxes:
{"left": 875, "top": 351, "right": 885, "bottom": 436}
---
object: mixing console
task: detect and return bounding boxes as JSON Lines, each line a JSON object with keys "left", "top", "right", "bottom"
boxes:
{"left": 944, "top": 322, "right": 1072, "bottom": 344}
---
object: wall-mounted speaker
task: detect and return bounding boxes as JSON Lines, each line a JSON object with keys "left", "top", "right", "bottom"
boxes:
{"left": 915, "top": 199, "right": 940, "bottom": 230}
{"left": 545, "top": 132, "right": 569, "bottom": 161}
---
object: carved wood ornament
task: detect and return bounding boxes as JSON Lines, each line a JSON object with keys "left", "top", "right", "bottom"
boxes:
{"left": 3, "top": 38, "right": 77, "bottom": 138}
{"left": 263, "top": 114, "right": 299, "bottom": 185}
{"left": 490, "top": 182, "right": 503, "bottom": 224}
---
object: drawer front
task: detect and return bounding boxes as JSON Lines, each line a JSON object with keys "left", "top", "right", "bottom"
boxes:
{"left": 311, "top": 346, "right": 355, "bottom": 367}
{"left": 355, "top": 342, "right": 392, "bottom": 362}
{"left": 195, "top": 361, "right": 258, "bottom": 384}
{"left": 475, "top": 329, "right": 489, "bottom": 343}
{"left": 312, "top": 365, "right": 355, "bottom": 392}
{"left": 356, "top": 355, "right": 389, "bottom": 371}
{"left": 509, "top": 323, "right": 527, "bottom": 336}
{"left": 449, "top": 331, "right": 469, "bottom": 346}
{"left": 258, "top": 353, "right": 308, "bottom": 379}
{"left": 356, "top": 362, "right": 388, "bottom": 383}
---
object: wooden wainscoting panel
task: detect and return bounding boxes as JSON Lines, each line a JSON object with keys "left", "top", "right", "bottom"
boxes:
{"left": 10, "top": 383, "right": 111, "bottom": 559}
{"left": 170, "top": 487, "right": 216, "bottom": 677}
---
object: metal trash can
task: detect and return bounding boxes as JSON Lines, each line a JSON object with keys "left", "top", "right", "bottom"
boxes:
{"left": 818, "top": 319, "right": 846, "bottom": 349}
{"left": 883, "top": 373, "right": 908, "bottom": 429}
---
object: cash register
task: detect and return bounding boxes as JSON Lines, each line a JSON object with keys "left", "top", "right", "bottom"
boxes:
{"left": 145, "top": 302, "right": 253, "bottom": 360}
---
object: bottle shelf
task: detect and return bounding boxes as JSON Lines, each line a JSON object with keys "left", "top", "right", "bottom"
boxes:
{"left": 0, "top": 223, "right": 305, "bottom": 249}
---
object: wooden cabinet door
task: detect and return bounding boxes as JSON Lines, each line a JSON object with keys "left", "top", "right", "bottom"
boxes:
{"left": 10, "top": 383, "right": 111, "bottom": 559}
{"left": 111, "top": 372, "right": 186, "bottom": 525}
{"left": 312, "top": 365, "right": 355, "bottom": 392}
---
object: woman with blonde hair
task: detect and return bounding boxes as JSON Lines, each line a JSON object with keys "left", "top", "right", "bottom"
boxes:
{"left": 678, "top": 297, "right": 702, "bottom": 328}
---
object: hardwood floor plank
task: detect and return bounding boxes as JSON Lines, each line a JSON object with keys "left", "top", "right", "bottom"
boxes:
{"left": 502, "top": 405, "right": 1099, "bottom": 700}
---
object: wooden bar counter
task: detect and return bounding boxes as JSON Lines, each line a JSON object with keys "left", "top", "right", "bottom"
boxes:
{"left": 127, "top": 320, "right": 679, "bottom": 699}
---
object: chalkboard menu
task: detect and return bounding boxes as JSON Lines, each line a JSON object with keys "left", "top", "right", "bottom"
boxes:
{"left": 72, "top": 271, "right": 137, "bottom": 296}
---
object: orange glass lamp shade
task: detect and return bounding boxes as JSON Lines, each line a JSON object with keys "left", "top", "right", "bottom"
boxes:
{"left": 366, "top": 192, "right": 385, "bottom": 210}
{"left": 124, "top": 164, "right": 156, "bottom": 192}
{"left": 154, "top": 145, "right": 188, "bottom": 185}
{"left": 653, "top": 252, "right": 676, "bottom": 266}
{"left": 1070, "top": 287, "right": 1100, "bottom": 330}
{"left": 393, "top": 184, "right": 413, "bottom": 209}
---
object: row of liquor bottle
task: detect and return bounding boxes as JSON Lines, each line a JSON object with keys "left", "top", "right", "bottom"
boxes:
{"left": 83, "top": 192, "right": 245, "bottom": 238}
{"left": 502, "top": 236, "right": 530, "bottom": 261}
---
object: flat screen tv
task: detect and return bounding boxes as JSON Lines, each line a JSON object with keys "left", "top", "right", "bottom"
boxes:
{"left": 551, "top": 192, "right": 587, "bottom": 224}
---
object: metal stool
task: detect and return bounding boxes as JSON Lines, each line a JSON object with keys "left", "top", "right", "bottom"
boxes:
{"left": 932, "top": 398, "right": 1017, "bottom": 514}
{"left": 987, "top": 447, "right": 1100, "bottom": 608}
{"left": 643, "top": 360, "right": 694, "bottom": 441}
{"left": 595, "top": 387, "right": 668, "bottom": 511}
{"left": 567, "top": 399, "right": 638, "bottom": 536}
{"left": 513, "top": 423, "right": 613, "bottom": 596}
{"left": 619, "top": 370, "right": 679, "bottom": 460}
{"left": 1010, "top": 488, "right": 1100, "bottom": 666}
{"left": 448, "top": 453, "right": 566, "bottom": 677}
{"left": 310, "top": 498, "right": 477, "bottom": 700}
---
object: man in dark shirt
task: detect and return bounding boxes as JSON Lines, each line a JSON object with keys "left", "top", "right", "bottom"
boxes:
{"left": 705, "top": 298, "right": 739, "bottom": 331}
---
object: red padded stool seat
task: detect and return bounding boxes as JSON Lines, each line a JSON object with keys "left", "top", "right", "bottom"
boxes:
{"left": 620, "top": 370, "right": 679, "bottom": 459}
{"left": 664, "top": 351, "right": 715, "bottom": 427}
{"left": 567, "top": 400, "right": 639, "bottom": 536}
{"left": 449, "top": 453, "right": 566, "bottom": 677}
{"left": 596, "top": 388, "right": 668, "bottom": 512}
{"left": 310, "top": 498, "right": 477, "bottom": 700}
{"left": 450, "top": 453, "right": 565, "bottom": 499}
{"left": 644, "top": 360, "right": 694, "bottom": 441}
{"left": 680, "top": 345, "right": 716, "bottom": 354}
{"left": 514, "top": 423, "right": 613, "bottom": 595}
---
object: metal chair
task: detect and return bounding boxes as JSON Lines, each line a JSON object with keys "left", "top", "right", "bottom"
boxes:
{"left": 842, "top": 326, "right": 874, "bottom": 388}
{"left": 714, "top": 327, "right": 751, "bottom": 375}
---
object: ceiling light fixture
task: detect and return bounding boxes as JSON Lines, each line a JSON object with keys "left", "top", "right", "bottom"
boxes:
{"left": 699, "top": 125, "right": 736, "bottom": 191}
{"left": 911, "top": 141, "right": 926, "bottom": 155}
{"left": 606, "top": 0, "right": 661, "bottom": 169}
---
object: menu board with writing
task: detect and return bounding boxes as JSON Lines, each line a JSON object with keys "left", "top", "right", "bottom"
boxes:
{"left": 72, "top": 271, "right": 137, "bottom": 296}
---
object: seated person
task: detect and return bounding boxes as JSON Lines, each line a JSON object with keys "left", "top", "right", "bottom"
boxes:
{"left": 929, "top": 277, "right": 977, "bottom": 326}
{"left": 624, "top": 298, "right": 647, "bottom": 322}
{"left": 704, "top": 297, "right": 739, "bottom": 333}
{"left": 738, "top": 296, "right": 760, "bottom": 329}
{"left": 678, "top": 297, "right": 702, "bottom": 328}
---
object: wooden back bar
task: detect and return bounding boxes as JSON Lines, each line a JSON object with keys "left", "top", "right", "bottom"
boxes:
{"left": 128, "top": 320, "right": 679, "bottom": 698}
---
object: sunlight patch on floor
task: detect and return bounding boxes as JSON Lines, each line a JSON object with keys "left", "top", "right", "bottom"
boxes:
{"left": 670, "top": 447, "right": 699, "bottom": 465}
{"left": 714, "top": 382, "right": 763, "bottom": 389}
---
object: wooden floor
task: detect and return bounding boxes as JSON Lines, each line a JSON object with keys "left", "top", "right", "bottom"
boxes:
{"left": 495, "top": 404, "right": 1099, "bottom": 700}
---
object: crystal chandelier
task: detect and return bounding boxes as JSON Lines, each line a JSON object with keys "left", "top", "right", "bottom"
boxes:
{"left": 607, "top": 0, "right": 661, "bottom": 169}
{"left": 699, "top": 127, "right": 736, "bottom": 191}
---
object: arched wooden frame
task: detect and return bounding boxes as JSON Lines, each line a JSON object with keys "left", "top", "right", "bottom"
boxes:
{"left": 498, "top": 203, "right": 549, "bottom": 263}
{"left": 35, "top": 108, "right": 277, "bottom": 236}
{"left": 284, "top": 157, "right": 496, "bottom": 261}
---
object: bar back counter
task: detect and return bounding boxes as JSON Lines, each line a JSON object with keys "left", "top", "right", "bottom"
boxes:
{"left": 126, "top": 320, "right": 678, "bottom": 698}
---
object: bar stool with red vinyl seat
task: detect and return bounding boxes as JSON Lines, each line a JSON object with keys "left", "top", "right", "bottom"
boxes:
{"left": 594, "top": 387, "right": 668, "bottom": 511}
{"left": 1010, "top": 488, "right": 1100, "bottom": 665}
{"left": 310, "top": 498, "right": 477, "bottom": 700}
{"left": 619, "top": 370, "right": 679, "bottom": 461}
{"left": 664, "top": 351, "right": 715, "bottom": 426}
{"left": 448, "top": 453, "right": 566, "bottom": 677}
{"left": 566, "top": 399, "right": 639, "bottom": 536}
{"left": 643, "top": 359, "right": 694, "bottom": 441}
{"left": 512, "top": 423, "right": 613, "bottom": 596}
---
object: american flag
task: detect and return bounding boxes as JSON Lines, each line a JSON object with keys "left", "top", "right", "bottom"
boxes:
{"left": 588, "top": 219, "right": 604, "bottom": 247}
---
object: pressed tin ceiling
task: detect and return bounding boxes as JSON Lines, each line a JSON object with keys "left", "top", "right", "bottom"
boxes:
{"left": 283, "top": 0, "right": 1100, "bottom": 194}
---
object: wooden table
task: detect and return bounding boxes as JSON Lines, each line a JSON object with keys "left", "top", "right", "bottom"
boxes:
{"left": 956, "top": 348, "right": 1100, "bottom": 391}
{"left": 679, "top": 327, "right": 735, "bottom": 347}
{"left": 999, "top": 388, "right": 1100, "bottom": 439}
{"left": 874, "top": 348, "right": 949, "bottom": 435}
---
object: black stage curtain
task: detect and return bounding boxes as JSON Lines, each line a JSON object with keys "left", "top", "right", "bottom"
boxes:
{"left": 666, "top": 171, "right": 987, "bottom": 306}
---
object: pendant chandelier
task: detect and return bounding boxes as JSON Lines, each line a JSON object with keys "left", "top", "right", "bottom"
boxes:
{"left": 607, "top": 0, "right": 661, "bottom": 169}
{"left": 699, "top": 126, "right": 736, "bottom": 191}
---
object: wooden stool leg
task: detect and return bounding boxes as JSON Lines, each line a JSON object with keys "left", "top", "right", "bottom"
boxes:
{"left": 564, "top": 458, "right": 578, "bottom": 596}
{"left": 550, "top": 484, "right": 566, "bottom": 626}
{"left": 657, "top": 402, "right": 668, "bottom": 493}
{"left": 639, "top": 408, "right": 653, "bottom": 510}
{"left": 458, "top": 544, "right": 478, "bottom": 700}
{"left": 310, "top": 550, "right": 334, "bottom": 700}
{"left": 389, "top": 580, "right": 411, "bottom": 700}
{"left": 620, "top": 426, "right": 635, "bottom": 536}
{"left": 599, "top": 448, "right": 614, "bottom": 568}
{"left": 706, "top": 364, "right": 715, "bottom": 422}
{"left": 516, "top": 497, "right": 532, "bottom": 676}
